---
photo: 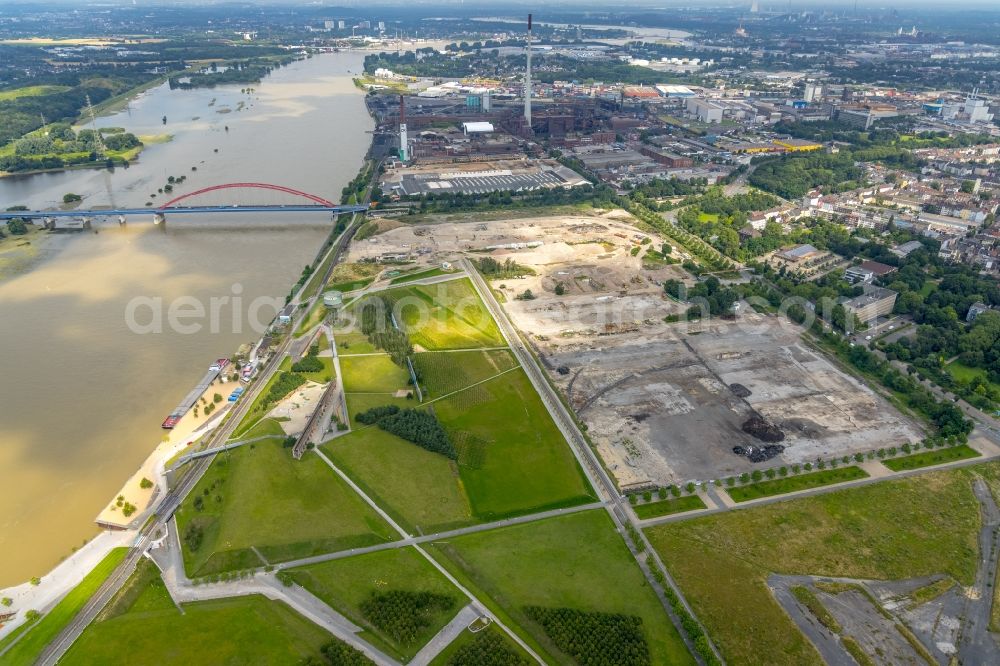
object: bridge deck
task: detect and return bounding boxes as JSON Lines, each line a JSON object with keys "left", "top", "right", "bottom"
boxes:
{"left": 0, "top": 204, "right": 368, "bottom": 220}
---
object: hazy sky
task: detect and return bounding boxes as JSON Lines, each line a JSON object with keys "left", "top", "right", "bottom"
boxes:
{"left": 4, "top": 0, "right": 1000, "bottom": 10}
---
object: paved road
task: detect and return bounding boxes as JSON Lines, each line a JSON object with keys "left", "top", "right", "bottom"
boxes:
{"left": 768, "top": 575, "right": 856, "bottom": 666}
{"left": 410, "top": 605, "right": 479, "bottom": 666}
{"left": 460, "top": 257, "right": 723, "bottom": 666}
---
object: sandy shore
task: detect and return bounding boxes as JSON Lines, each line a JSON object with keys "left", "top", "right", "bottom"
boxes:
{"left": 93, "top": 376, "right": 244, "bottom": 529}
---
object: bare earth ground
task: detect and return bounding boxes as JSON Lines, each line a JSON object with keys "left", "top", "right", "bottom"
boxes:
{"left": 350, "top": 210, "right": 923, "bottom": 490}
{"left": 544, "top": 317, "right": 922, "bottom": 487}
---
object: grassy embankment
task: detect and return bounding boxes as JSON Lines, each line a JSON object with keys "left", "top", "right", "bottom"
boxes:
{"left": 61, "top": 559, "right": 337, "bottom": 664}
{"left": 1, "top": 548, "right": 127, "bottom": 666}
{"left": 174, "top": 433, "right": 396, "bottom": 577}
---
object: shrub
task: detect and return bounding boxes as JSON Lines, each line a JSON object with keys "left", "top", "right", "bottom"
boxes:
{"left": 446, "top": 629, "right": 528, "bottom": 665}
{"left": 360, "top": 590, "right": 455, "bottom": 645}
{"left": 524, "top": 606, "right": 650, "bottom": 666}
{"left": 140, "top": 477, "right": 153, "bottom": 489}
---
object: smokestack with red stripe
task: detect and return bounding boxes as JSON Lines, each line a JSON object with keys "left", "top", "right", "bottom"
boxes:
{"left": 524, "top": 14, "right": 532, "bottom": 125}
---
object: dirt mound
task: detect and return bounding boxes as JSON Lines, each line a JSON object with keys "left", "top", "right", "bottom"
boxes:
{"left": 730, "top": 383, "right": 752, "bottom": 398}
{"left": 742, "top": 415, "right": 785, "bottom": 443}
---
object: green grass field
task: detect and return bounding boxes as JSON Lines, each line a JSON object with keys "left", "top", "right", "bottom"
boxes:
{"left": 324, "top": 427, "right": 473, "bottom": 534}
{"left": 341, "top": 354, "right": 410, "bottom": 394}
{"left": 333, "top": 326, "right": 378, "bottom": 355}
{"left": 882, "top": 445, "right": 980, "bottom": 471}
{"left": 633, "top": 495, "right": 706, "bottom": 519}
{"left": 434, "top": 369, "right": 595, "bottom": 520}
{"left": 175, "top": 440, "right": 396, "bottom": 577}
{"left": 0, "top": 85, "right": 70, "bottom": 101}
{"left": 726, "top": 466, "right": 869, "bottom": 502}
{"left": 426, "top": 509, "right": 696, "bottom": 665}
{"left": 413, "top": 349, "right": 518, "bottom": 398}
{"left": 287, "top": 547, "right": 461, "bottom": 660}
{"left": 391, "top": 279, "right": 504, "bottom": 350}
{"left": 1, "top": 548, "right": 127, "bottom": 666}
{"left": 62, "top": 561, "right": 335, "bottom": 665}
{"left": 389, "top": 267, "right": 456, "bottom": 285}
{"left": 647, "top": 467, "right": 985, "bottom": 666}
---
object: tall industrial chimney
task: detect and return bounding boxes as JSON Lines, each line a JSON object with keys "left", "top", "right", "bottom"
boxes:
{"left": 398, "top": 94, "right": 409, "bottom": 162}
{"left": 524, "top": 14, "right": 532, "bottom": 125}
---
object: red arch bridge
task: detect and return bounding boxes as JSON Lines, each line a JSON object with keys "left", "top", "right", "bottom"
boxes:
{"left": 0, "top": 182, "right": 369, "bottom": 222}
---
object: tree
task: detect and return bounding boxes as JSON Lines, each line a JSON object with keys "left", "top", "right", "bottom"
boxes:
{"left": 62, "top": 193, "right": 82, "bottom": 203}
{"left": 140, "top": 477, "right": 153, "bottom": 489}
{"left": 1, "top": 597, "right": 12, "bottom": 607}
{"left": 554, "top": 282, "right": 566, "bottom": 296}
{"left": 960, "top": 180, "right": 976, "bottom": 194}
{"left": 7, "top": 218, "right": 28, "bottom": 235}
{"left": 30, "top": 576, "right": 40, "bottom": 586}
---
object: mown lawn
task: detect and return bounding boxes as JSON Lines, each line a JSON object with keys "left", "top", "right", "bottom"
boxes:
{"left": 434, "top": 369, "right": 595, "bottom": 520}
{"left": 726, "top": 466, "right": 869, "bottom": 503}
{"left": 324, "top": 427, "right": 473, "bottom": 534}
{"left": 340, "top": 354, "right": 410, "bottom": 393}
{"left": 882, "top": 445, "right": 980, "bottom": 472}
{"left": 633, "top": 495, "right": 706, "bottom": 519}
{"left": 333, "top": 326, "right": 377, "bottom": 355}
{"left": 391, "top": 279, "right": 504, "bottom": 350}
{"left": 63, "top": 562, "right": 335, "bottom": 665}
{"left": 413, "top": 349, "right": 518, "bottom": 398}
{"left": 175, "top": 440, "right": 397, "bottom": 577}
{"left": 646, "top": 466, "right": 985, "bottom": 666}
{"left": 2, "top": 548, "right": 127, "bottom": 666}
{"left": 426, "top": 509, "right": 696, "bottom": 666}
{"left": 287, "top": 547, "right": 461, "bottom": 660}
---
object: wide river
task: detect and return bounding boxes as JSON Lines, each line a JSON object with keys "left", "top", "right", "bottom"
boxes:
{"left": 0, "top": 52, "right": 373, "bottom": 587}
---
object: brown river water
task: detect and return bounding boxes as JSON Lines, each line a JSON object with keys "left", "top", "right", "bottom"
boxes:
{"left": 0, "top": 52, "right": 373, "bottom": 586}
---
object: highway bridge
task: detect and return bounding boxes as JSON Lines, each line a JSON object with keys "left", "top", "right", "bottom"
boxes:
{"left": 0, "top": 182, "right": 370, "bottom": 220}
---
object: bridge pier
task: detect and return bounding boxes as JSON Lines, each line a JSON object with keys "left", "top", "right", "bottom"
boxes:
{"left": 153, "top": 212, "right": 166, "bottom": 229}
